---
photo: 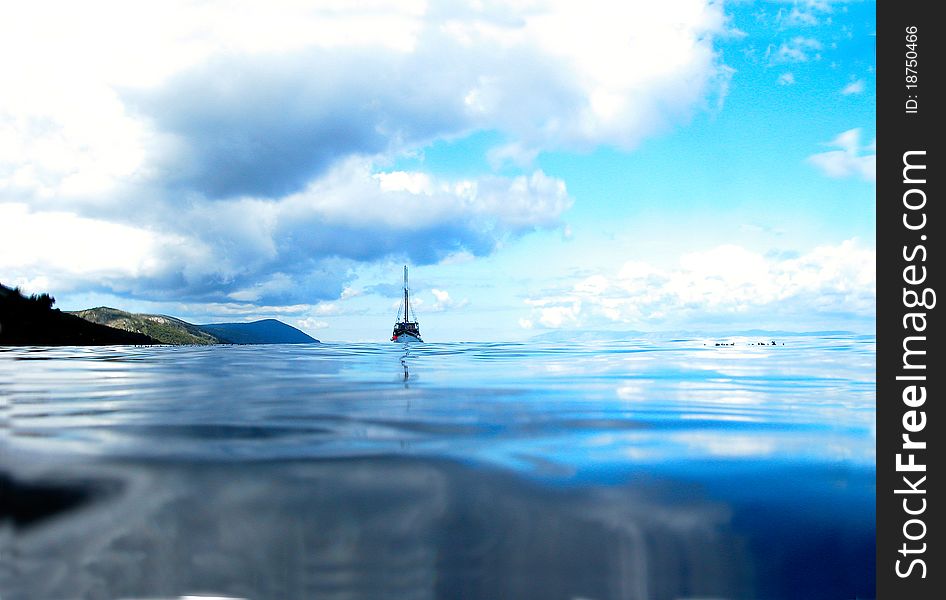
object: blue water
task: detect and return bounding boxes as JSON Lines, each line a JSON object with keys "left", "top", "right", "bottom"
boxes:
{"left": 1, "top": 335, "right": 875, "bottom": 600}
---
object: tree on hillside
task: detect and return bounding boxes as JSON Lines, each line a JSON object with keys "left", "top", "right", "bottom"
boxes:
{"left": 29, "top": 293, "right": 55, "bottom": 310}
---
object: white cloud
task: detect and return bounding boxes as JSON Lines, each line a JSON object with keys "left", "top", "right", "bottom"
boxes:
{"left": 0, "top": 202, "right": 198, "bottom": 293}
{"left": 312, "top": 302, "right": 341, "bottom": 316}
{"left": 298, "top": 159, "right": 571, "bottom": 231}
{"left": 374, "top": 171, "right": 434, "bottom": 195}
{"left": 522, "top": 240, "right": 875, "bottom": 330}
{"left": 775, "top": 1, "right": 832, "bottom": 29}
{"left": 2, "top": 0, "right": 731, "bottom": 204}
{"left": 2, "top": 1, "right": 732, "bottom": 307}
{"left": 293, "top": 317, "right": 330, "bottom": 334}
{"left": 575, "top": 275, "right": 610, "bottom": 295}
{"left": 442, "top": 0, "right": 731, "bottom": 152}
{"left": 429, "top": 288, "right": 469, "bottom": 312}
{"left": 766, "top": 36, "right": 822, "bottom": 64}
{"left": 339, "top": 287, "right": 361, "bottom": 300}
{"left": 840, "top": 79, "right": 866, "bottom": 95}
{"left": 777, "top": 72, "right": 796, "bottom": 86}
{"left": 537, "top": 302, "right": 583, "bottom": 328}
{"left": 2, "top": 158, "right": 572, "bottom": 304}
{"left": 807, "top": 128, "right": 875, "bottom": 181}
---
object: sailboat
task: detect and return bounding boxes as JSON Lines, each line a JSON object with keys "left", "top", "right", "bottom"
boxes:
{"left": 391, "top": 265, "right": 423, "bottom": 342}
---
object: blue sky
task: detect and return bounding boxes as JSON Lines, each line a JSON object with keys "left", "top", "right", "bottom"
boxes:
{"left": 0, "top": 1, "right": 875, "bottom": 341}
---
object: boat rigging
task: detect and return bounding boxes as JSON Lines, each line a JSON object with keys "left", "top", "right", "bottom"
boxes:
{"left": 391, "top": 265, "right": 422, "bottom": 342}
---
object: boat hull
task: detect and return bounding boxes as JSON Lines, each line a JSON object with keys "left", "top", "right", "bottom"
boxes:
{"left": 392, "top": 333, "right": 423, "bottom": 343}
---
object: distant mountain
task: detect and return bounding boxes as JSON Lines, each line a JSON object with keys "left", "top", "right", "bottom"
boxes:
{"left": 70, "top": 307, "right": 318, "bottom": 345}
{"left": 199, "top": 319, "right": 318, "bottom": 344}
{"left": 71, "top": 307, "right": 221, "bottom": 345}
{"left": 1, "top": 285, "right": 159, "bottom": 346}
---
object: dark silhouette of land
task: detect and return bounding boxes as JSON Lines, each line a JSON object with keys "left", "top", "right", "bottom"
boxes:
{"left": 0, "top": 284, "right": 160, "bottom": 346}
{"left": 199, "top": 319, "right": 318, "bottom": 344}
{"left": 1, "top": 283, "right": 319, "bottom": 346}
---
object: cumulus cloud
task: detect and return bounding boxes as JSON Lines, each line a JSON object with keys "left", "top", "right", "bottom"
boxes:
{"left": 129, "top": 47, "right": 474, "bottom": 199}
{"left": 522, "top": 240, "right": 875, "bottom": 330}
{"left": 2, "top": 1, "right": 732, "bottom": 307}
{"left": 777, "top": 72, "right": 796, "bottom": 86}
{"left": 3, "top": 161, "right": 571, "bottom": 303}
{"left": 807, "top": 128, "right": 875, "bottom": 181}
{"left": 121, "top": 1, "right": 730, "bottom": 197}
{"left": 0, "top": 202, "right": 199, "bottom": 293}
{"left": 3, "top": 1, "right": 731, "bottom": 201}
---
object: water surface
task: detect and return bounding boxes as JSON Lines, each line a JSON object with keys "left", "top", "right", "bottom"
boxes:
{"left": 1, "top": 336, "right": 875, "bottom": 599}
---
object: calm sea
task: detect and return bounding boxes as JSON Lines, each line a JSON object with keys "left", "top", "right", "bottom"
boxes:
{"left": 1, "top": 335, "right": 876, "bottom": 600}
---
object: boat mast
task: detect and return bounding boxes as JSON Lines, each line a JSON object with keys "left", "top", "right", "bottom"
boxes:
{"left": 403, "top": 265, "right": 409, "bottom": 323}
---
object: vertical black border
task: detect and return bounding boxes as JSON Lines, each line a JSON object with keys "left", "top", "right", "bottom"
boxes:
{"left": 877, "top": 1, "right": 941, "bottom": 598}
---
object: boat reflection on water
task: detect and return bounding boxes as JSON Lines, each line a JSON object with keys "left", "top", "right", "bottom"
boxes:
{"left": 400, "top": 346, "right": 411, "bottom": 384}
{"left": 10, "top": 458, "right": 761, "bottom": 600}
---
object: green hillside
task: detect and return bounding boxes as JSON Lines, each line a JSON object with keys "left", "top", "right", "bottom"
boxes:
{"left": 69, "top": 307, "right": 319, "bottom": 345}
{"left": 70, "top": 307, "right": 223, "bottom": 345}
